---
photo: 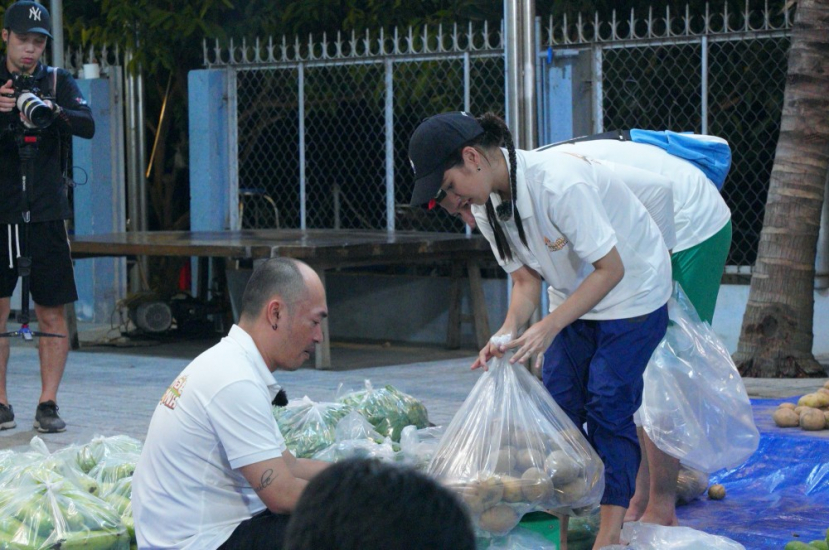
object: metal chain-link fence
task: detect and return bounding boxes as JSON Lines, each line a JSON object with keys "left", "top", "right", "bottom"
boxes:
{"left": 207, "top": 26, "right": 504, "bottom": 234}
{"left": 210, "top": 4, "right": 792, "bottom": 269}
{"left": 544, "top": 4, "right": 792, "bottom": 268}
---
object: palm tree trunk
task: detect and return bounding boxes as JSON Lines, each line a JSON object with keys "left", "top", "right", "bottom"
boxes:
{"left": 733, "top": 0, "right": 829, "bottom": 378}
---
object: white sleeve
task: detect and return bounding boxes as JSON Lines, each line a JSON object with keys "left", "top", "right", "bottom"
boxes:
{"left": 207, "top": 380, "right": 287, "bottom": 470}
{"left": 547, "top": 182, "right": 617, "bottom": 265}
{"left": 604, "top": 162, "right": 677, "bottom": 251}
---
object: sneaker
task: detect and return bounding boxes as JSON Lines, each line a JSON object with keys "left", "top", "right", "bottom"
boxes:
{"left": 0, "top": 403, "right": 15, "bottom": 430}
{"left": 34, "top": 401, "right": 66, "bottom": 433}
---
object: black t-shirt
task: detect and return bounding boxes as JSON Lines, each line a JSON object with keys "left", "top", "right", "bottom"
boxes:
{"left": 0, "top": 60, "right": 95, "bottom": 223}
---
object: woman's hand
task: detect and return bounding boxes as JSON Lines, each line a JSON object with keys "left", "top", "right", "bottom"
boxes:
{"left": 471, "top": 332, "right": 512, "bottom": 371}
{"left": 505, "top": 317, "right": 560, "bottom": 370}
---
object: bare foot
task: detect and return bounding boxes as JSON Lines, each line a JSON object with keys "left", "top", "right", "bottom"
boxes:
{"left": 638, "top": 510, "right": 679, "bottom": 527}
{"left": 623, "top": 498, "right": 646, "bottom": 523}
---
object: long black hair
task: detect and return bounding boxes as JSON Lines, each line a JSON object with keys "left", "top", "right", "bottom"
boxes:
{"left": 443, "top": 112, "right": 528, "bottom": 261}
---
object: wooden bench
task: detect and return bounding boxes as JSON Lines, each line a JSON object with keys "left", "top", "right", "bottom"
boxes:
{"left": 70, "top": 229, "right": 495, "bottom": 368}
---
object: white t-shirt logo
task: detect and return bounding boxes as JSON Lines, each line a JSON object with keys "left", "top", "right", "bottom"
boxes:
{"left": 160, "top": 375, "right": 188, "bottom": 410}
{"left": 28, "top": 7, "right": 42, "bottom": 21}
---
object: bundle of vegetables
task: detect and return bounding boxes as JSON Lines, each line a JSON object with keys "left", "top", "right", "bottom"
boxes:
{"left": 0, "top": 468, "right": 129, "bottom": 549}
{"left": 312, "top": 411, "right": 402, "bottom": 463}
{"left": 89, "top": 453, "right": 139, "bottom": 495}
{"left": 273, "top": 397, "right": 354, "bottom": 458}
{"left": 101, "top": 477, "right": 135, "bottom": 549}
{"left": 62, "top": 435, "right": 143, "bottom": 474}
{"left": 336, "top": 380, "right": 429, "bottom": 442}
{"left": 0, "top": 437, "right": 100, "bottom": 496}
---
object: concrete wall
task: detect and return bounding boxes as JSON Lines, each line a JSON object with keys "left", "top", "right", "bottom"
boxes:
{"left": 324, "top": 275, "right": 829, "bottom": 356}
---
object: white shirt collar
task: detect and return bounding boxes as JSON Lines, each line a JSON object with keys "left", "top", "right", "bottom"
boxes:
{"left": 226, "top": 325, "right": 281, "bottom": 397}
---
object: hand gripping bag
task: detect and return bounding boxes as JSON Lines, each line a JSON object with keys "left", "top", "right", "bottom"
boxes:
{"left": 427, "top": 349, "right": 604, "bottom": 537}
{"left": 637, "top": 284, "right": 759, "bottom": 473}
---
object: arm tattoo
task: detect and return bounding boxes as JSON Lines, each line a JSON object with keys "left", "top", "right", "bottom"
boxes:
{"left": 255, "top": 469, "right": 278, "bottom": 491}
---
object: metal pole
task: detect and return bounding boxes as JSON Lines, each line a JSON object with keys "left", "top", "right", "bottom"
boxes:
{"left": 701, "top": 35, "right": 709, "bottom": 134}
{"left": 504, "top": 0, "right": 536, "bottom": 149}
{"left": 520, "top": 0, "right": 536, "bottom": 149}
{"left": 384, "top": 58, "right": 394, "bottom": 232}
{"left": 464, "top": 51, "right": 472, "bottom": 237}
{"left": 48, "top": 0, "right": 63, "bottom": 68}
{"left": 135, "top": 66, "right": 147, "bottom": 232}
{"left": 591, "top": 45, "right": 603, "bottom": 133}
{"left": 227, "top": 68, "right": 239, "bottom": 230}
{"left": 298, "top": 63, "right": 306, "bottom": 230}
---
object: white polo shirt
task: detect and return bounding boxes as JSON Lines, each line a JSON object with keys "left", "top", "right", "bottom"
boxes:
{"left": 474, "top": 149, "right": 672, "bottom": 320}
{"left": 552, "top": 140, "right": 731, "bottom": 252}
{"left": 133, "top": 325, "right": 287, "bottom": 550}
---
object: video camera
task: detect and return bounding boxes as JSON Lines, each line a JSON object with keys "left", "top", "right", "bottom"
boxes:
{"left": 8, "top": 73, "right": 54, "bottom": 129}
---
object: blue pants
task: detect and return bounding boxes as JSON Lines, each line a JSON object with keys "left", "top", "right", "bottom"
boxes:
{"left": 542, "top": 305, "right": 668, "bottom": 508}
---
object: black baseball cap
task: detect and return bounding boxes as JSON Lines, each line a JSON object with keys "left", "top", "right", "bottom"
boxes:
{"left": 408, "top": 111, "right": 484, "bottom": 206}
{"left": 4, "top": 1, "right": 52, "bottom": 38}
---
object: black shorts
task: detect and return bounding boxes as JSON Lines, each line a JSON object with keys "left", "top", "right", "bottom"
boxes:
{"left": 218, "top": 510, "right": 290, "bottom": 550}
{"left": 0, "top": 220, "right": 77, "bottom": 307}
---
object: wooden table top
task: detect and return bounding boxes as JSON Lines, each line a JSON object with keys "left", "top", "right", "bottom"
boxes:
{"left": 70, "top": 229, "right": 493, "bottom": 269}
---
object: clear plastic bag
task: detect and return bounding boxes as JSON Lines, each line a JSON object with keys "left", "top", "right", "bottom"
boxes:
{"left": 311, "top": 411, "right": 403, "bottom": 463}
{"left": 336, "top": 380, "right": 429, "bottom": 442}
{"left": 311, "top": 437, "right": 401, "bottom": 463}
{"left": 400, "top": 425, "right": 444, "bottom": 471}
{"left": 427, "top": 351, "right": 604, "bottom": 537}
{"left": 675, "top": 464, "right": 709, "bottom": 505}
{"left": 0, "top": 437, "right": 102, "bottom": 496}
{"left": 65, "top": 434, "right": 143, "bottom": 474}
{"left": 476, "top": 525, "right": 558, "bottom": 549}
{"left": 0, "top": 468, "right": 129, "bottom": 549}
{"left": 89, "top": 452, "right": 139, "bottom": 495}
{"left": 273, "top": 396, "right": 353, "bottom": 458}
{"left": 637, "top": 284, "right": 759, "bottom": 473}
{"left": 621, "top": 521, "right": 746, "bottom": 549}
{"left": 333, "top": 410, "right": 385, "bottom": 443}
{"left": 101, "top": 476, "right": 136, "bottom": 548}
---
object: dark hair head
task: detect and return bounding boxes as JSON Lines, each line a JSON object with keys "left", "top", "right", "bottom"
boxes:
{"left": 284, "top": 458, "right": 476, "bottom": 550}
{"left": 239, "top": 258, "right": 307, "bottom": 321}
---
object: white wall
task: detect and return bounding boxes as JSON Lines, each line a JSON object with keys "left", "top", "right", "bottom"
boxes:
{"left": 712, "top": 284, "right": 829, "bottom": 355}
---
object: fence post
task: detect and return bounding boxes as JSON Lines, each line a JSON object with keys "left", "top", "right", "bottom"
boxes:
{"left": 72, "top": 75, "right": 127, "bottom": 322}
{"left": 590, "top": 44, "right": 603, "bottom": 133}
{"left": 299, "top": 63, "right": 307, "bottom": 230}
{"left": 385, "top": 58, "right": 395, "bottom": 232}
{"left": 189, "top": 69, "right": 230, "bottom": 231}
{"left": 701, "top": 35, "right": 709, "bottom": 134}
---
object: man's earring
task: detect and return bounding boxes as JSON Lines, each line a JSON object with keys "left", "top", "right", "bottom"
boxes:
{"left": 476, "top": 165, "right": 481, "bottom": 172}
{"left": 272, "top": 323, "right": 278, "bottom": 331}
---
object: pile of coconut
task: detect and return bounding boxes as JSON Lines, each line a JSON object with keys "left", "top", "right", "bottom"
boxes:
{"left": 772, "top": 381, "right": 829, "bottom": 431}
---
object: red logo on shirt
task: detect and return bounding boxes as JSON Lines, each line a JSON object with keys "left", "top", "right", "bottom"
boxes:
{"left": 160, "top": 375, "right": 188, "bottom": 410}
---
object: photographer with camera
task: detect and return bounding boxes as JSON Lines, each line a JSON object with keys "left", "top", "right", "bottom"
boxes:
{"left": 0, "top": 1, "right": 94, "bottom": 433}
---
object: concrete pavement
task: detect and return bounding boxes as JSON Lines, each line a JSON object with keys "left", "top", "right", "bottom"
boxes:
{"left": 0, "top": 322, "right": 827, "bottom": 452}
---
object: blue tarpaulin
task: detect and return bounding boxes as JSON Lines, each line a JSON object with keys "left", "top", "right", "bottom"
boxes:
{"left": 677, "top": 397, "right": 829, "bottom": 549}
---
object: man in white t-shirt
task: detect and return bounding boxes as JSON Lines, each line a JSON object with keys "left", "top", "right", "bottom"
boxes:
{"left": 132, "top": 258, "right": 330, "bottom": 550}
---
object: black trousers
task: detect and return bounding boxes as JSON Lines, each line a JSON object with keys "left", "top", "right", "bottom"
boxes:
{"left": 218, "top": 510, "right": 291, "bottom": 550}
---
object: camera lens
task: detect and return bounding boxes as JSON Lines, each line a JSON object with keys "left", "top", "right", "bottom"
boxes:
{"left": 16, "top": 92, "right": 54, "bottom": 128}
